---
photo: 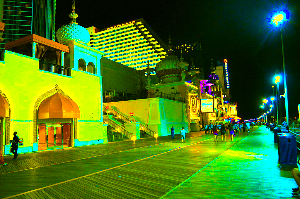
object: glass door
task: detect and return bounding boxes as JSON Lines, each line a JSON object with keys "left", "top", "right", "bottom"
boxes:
{"left": 46, "top": 124, "right": 63, "bottom": 150}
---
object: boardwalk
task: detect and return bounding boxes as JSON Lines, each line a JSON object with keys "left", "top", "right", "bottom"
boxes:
{"left": 0, "top": 126, "right": 298, "bottom": 198}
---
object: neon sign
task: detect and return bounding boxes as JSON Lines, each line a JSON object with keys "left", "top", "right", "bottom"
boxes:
{"left": 224, "top": 59, "right": 230, "bottom": 89}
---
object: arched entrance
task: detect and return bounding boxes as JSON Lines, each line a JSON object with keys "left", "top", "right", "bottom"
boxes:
{"left": 35, "top": 87, "right": 80, "bottom": 151}
{"left": 0, "top": 92, "right": 10, "bottom": 161}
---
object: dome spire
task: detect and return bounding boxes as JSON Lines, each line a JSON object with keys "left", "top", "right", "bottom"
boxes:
{"left": 56, "top": 0, "right": 90, "bottom": 44}
{"left": 69, "top": 0, "right": 78, "bottom": 24}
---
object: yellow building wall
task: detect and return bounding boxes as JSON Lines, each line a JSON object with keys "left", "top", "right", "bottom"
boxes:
{"left": 0, "top": 50, "right": 106, "bottom": 152}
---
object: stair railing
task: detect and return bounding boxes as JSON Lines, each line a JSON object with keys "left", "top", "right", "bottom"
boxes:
{"left": 103, "top": 115, "right": 133, "bottom": 139}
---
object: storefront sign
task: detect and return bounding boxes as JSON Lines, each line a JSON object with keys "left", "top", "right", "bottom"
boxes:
{"left": 201, "top": 99, "right": 213, "bottom": 112}
{"left": 189, "top": 94, "right": 199, "bottom": 119}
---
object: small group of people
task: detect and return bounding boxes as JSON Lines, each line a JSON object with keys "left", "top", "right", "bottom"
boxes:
{"left": 171, "top": 126, "right": 187, "bottom": 142}
{"left": 204, "top": 122, "right": 250, "bottom": 142}
{"left": 211, "top": 123, "right": 234, "bottom": 142}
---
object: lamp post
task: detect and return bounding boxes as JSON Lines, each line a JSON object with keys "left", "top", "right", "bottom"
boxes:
{"left": 271, "top": 10, "right": 289, "bottom": 126}
{"left": 274, "top": 74, "right": 281, "bottom": 124}
{"left": 270, "top": 97, "right": 275, "bottom": 123}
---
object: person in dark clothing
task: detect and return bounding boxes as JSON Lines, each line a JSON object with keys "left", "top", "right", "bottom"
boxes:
{"left": 229, "top": 124, "right": 235, "bottom": 141}
{"left": 220, "top": 123, "right": 226, "bottom": 141}
{"left": 11, "top": 131, "right": 20, "bottom": 159}
{"left": 171, "top": 126, "right": 175, "bottom": 139}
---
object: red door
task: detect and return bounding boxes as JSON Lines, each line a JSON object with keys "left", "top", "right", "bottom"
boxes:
{"left": 38, "top": 124, "right": 47, "bottom": 150}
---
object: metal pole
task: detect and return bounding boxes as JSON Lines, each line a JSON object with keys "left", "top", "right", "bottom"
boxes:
{"left": 276, "top": 83, "right": 279, "bottom": 124}
{"left": 280, "top": 28, "right": 289, "bottom": 126}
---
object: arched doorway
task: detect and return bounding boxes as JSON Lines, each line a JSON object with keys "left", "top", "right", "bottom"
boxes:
{"left": 35, "top": 87, "right": 80, "bottom": 150}
{"left": 0, "top": 92, "right": 10, "bottom": 158}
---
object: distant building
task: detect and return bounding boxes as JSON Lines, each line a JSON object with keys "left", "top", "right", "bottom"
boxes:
{"left": 88, "top": 18, "right": 168, "bottom": 71}
{"left": 215, "top": 59, "right": 230, "bottom": 101}
{"left": 101, "top": 57, "right": 148, "bottom": 102}
{"left": 172, "top": 41, "right": 204, "bottom": 72}
{"left": 0, "top": 0, "right": 56, "bottom": 50}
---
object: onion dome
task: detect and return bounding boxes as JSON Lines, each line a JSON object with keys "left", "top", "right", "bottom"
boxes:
{"left": 156, "top": 55, "right": 182, "bottom": 84}
{"left": 57, "top": 23, "right": 90, "bottom": 44}
{"left": 56, "top": 0, "right": 90, "bottom": 44}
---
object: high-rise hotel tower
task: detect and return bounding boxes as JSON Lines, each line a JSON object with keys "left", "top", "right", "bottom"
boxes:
{"left": 0, "top": 0, "right": 56, "bottom": 50}
{"left": 88, "top": 18, "right": 168, "bottom": 72}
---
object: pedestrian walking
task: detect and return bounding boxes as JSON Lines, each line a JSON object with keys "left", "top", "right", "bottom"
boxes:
{"left": 213, "top": 124, "right": 218, "bottom": 142}
{"left": 204, "top": 124, "right": 209, "bottom": 134}
{"left": 210, "top": 123, "right": 214, "bottom": 134}
{"left": 229, "top": 124, "right": 235, "bottom": 141}
{"left": 220, "top": 123, "right": 226, "bottom": 141}
{"left": 171, "top": 126, "right": 175, "bottom": 139}
{"left": 180, "top": 127, "right": 187, "bottom": 142}
{"left": 11, "top": 131, "right": 20, "bottom": 159}
{"left": 243, "top": 122, "right": 246, "bottom": 133}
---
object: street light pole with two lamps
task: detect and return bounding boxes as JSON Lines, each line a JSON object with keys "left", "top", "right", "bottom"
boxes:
{"left": 271, "top": 10, "right": 289, "bottom": 126}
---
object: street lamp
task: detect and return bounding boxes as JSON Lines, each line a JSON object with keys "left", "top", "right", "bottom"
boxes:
{"left": 263, "top": 99, "right": 268, "bottom": 104}
{"left": 274, "top": 74, "right": 281, "bottom": 124}
{"left": 271, "top": 10, "right": 289, "bottom": 126}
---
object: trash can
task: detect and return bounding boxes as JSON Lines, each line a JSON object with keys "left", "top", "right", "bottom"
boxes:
{"left": 274, "top": 127, "right": 281, "bottom": 143}
{"left": 278, "top": 133, "right": 297, "bottom": 165}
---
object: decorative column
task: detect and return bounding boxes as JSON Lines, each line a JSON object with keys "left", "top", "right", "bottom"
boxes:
{"left": 32, "top": 42, "right": 37, "bottom": 58}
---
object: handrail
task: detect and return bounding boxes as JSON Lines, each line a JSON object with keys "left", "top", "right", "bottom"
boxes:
{"left": 133, "top": 116, "right": 156, "bottom": 137}
{"left": 103, "top": 116, "right": 133, "bottom": 139}
{"left": 110, "top": 106, "right": 155, "bottom": 137}
{"left": 111, "top": 106, "right": 131, "bottom": 122}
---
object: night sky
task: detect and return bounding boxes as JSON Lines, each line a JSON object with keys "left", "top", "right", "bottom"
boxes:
{"left": 56, "top": 0, "right": 300, "bottom": 121}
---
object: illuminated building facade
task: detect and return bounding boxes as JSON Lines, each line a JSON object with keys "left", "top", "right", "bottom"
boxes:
{"left": 147, "top": 53, "right": 198, "bottom": 131}
{"left": 0, "top": 0, "right": 56, "bottom": 50}
{"left": 88, "top": 18, "right": 168, "bottom": 71}
{"left": 215, "top": 59, "right": 230, "bottom": 101}
{"left": 0, "top": 3, "right": 107, "bottom": 157}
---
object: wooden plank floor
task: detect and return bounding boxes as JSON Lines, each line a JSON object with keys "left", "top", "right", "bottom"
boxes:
{"left": 1, "top": 128, "right": 283, "bottom": 198}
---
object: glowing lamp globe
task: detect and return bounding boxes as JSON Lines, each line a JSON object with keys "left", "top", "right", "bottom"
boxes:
{"left": 274, "top": 75, "right": 281, "bottom": 84}
{"left": 271, "top": 97, "right": 275, "bottom": 101}
{"left": 270, "top": 10, "right": 289, "bottom": 27}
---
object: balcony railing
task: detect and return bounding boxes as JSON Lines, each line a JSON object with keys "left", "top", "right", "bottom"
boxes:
{"left": 39, "top": 60, "right": 71, "bottom": 76}
{"left": 148, "top": 92, "right": 186, "bottom": 103}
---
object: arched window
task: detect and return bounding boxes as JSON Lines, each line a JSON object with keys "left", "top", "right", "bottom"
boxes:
{"left": 78, "top": 59, "right": 86, "bottom": 71}
{"left": 87, "top": 62, "right": 96, "bottom": 74}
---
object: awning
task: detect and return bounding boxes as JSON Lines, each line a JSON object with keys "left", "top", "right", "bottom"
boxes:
{"left": 0, "top": 95, "right": 9, "bottom": 118}
{"left": 38, "top": 93, "right": 80, "bottom": 119}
